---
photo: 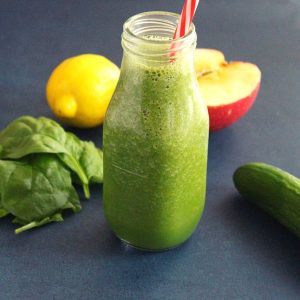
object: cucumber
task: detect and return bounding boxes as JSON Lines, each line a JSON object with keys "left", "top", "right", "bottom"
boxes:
{"left": 233, "top": 162, "right": 300, "bottom": 237}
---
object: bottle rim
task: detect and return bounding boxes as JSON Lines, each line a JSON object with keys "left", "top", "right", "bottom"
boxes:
{"left": 122, "top": 11, "right": 197, "bottom": 59}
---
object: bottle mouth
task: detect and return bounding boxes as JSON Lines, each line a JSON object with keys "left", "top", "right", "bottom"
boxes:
{"left": 122, "top": 11, "right": 196, "bottom": 59}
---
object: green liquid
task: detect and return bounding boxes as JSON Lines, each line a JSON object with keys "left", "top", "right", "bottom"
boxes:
{"left": 103, "top": 51, "right": 209, "bottom": 251}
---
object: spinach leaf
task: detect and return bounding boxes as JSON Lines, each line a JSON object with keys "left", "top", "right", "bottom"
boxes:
{"left": 0, "top": 207, "right": 9, "bottom": 218}
{"left": 0, "top": 159, "right": 16, "bottom": 218}
{"left": 0, "top": 116, "right": 90, "bottom": 197}
{"left": 79, "top": 142, "right": 103, "bottom": 184}
{"left": 65, "top": 132, "right": 103, "bottom": 184}
{"left": 13, "top": 213, "right": 64, "bottom": 234}
{"left": 0, "top": 155, "right": 81, "bottom": 233}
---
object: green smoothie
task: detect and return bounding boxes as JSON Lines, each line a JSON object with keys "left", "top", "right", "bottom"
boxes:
{"left": 103, "top": 12, "right": 209, "bottom": 251}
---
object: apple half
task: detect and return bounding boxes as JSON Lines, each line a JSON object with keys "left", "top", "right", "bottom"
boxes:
{"left": 195, "top": 49, "right": 261, "bottom": 131}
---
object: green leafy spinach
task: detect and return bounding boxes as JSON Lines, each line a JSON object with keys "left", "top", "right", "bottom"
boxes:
{"left": 0, "top": 155, "right": 81, "bottom": 234}
{"left": 0, "top": 116, "right": 104, "bottom": 233}
{"left": 0, "top": 116, "right": 103, "bottom": 198}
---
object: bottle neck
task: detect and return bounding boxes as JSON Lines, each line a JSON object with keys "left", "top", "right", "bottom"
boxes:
{"left": 121, "top": 11, "right": 197, "bottom": 65}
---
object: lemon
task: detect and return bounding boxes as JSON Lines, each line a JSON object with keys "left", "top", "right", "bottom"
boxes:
{"left": 46, "top": 54, "right": 120, "bottom": 128}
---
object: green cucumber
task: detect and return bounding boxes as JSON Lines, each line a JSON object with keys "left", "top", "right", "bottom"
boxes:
{"left": 233, "top": 162, "right": 300, "bottom": 237}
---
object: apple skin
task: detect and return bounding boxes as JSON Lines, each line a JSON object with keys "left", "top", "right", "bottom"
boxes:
{"left": 207, "top": 82, "right": 260, "bottom": 131}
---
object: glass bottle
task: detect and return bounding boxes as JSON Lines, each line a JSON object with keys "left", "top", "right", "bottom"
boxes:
{"left": 103, "top": 11, "right": 209, "bottom": 251}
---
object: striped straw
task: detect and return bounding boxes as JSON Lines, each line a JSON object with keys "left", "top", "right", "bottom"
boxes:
{"left": 173, "top": 0, "right": 199, "bottom": 40}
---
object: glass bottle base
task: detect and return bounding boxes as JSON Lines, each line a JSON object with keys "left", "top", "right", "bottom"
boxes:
{"left": 119, "top": 237, "right": 186, "bottom": 252}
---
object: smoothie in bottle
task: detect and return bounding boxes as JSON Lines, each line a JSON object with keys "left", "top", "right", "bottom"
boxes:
{"left": 103, "top": 12, "right": 209, "bottom": 251}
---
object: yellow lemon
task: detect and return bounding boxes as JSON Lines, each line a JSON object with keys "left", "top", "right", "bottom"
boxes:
{"left": 46, "top": 54, "right": 120, "bottom": 128}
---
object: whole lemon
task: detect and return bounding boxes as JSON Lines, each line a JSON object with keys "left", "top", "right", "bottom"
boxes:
{"left": 46, "top": 54, "right": 120, "bottom": 128}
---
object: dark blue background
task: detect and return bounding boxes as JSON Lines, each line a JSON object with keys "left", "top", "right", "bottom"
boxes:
{"left": 1, "top": 0, "right": 300, "bottom": 299}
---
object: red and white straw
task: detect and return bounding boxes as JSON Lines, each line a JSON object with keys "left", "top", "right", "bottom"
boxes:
{"left": 173, "top": 0, "right": 199, "bottom": 40}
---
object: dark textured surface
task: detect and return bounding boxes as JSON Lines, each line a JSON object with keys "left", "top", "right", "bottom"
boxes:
{"left": 1, "top": 0, "right": 300, "bottom": 299}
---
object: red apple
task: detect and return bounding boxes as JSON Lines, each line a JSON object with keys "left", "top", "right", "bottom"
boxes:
{"left": 195, "top": 49, "right": 261, "bottom": 131}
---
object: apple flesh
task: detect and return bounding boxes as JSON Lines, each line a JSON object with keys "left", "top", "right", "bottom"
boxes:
{"left": 194, "top": 48, "right": 225, "bottom": 76}
{"left": 195, "top": 49, "right": 261, "bottom": 131}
